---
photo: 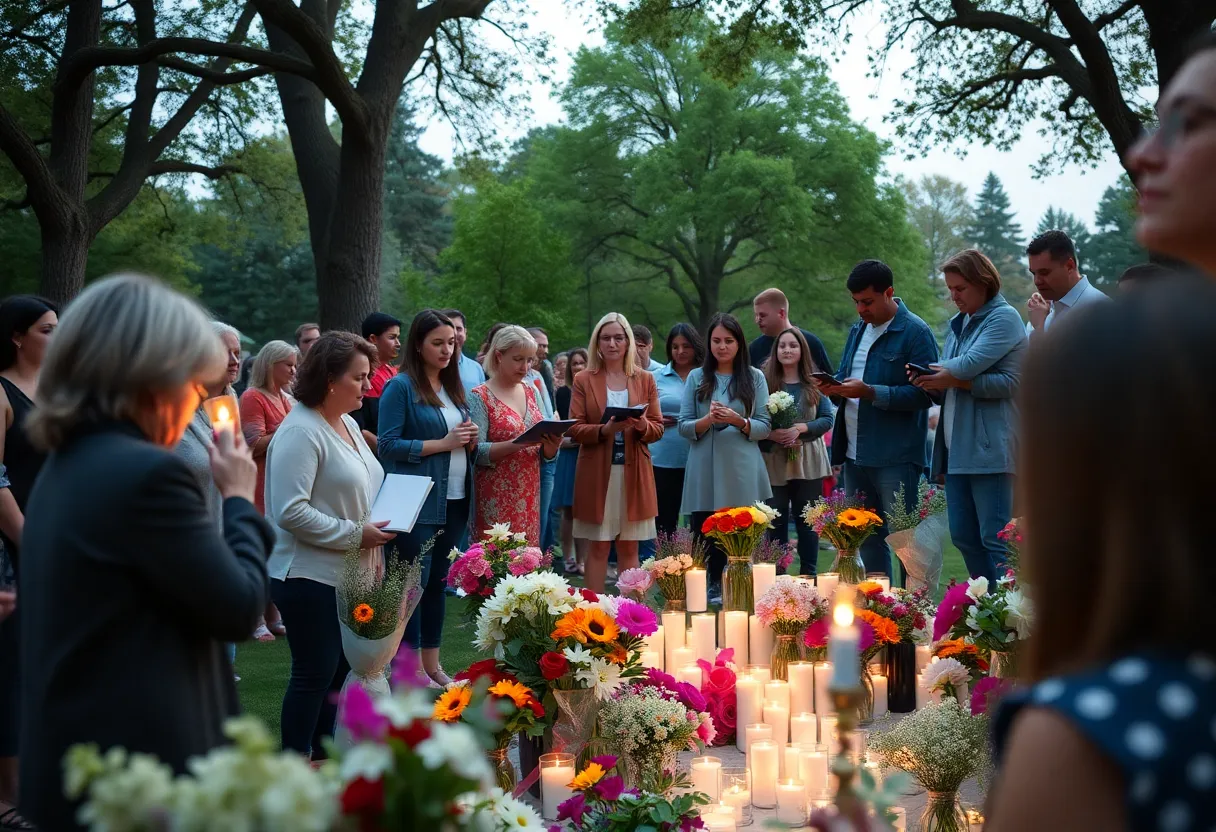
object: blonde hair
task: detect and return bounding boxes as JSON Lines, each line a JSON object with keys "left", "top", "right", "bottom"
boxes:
{"left": 27, "top": 274, "right": 224, "bottom": 451}
{"left": 250, "top": 340, "right": 297, "bottom": 391}
{"left": 485, "top": 325, "right": 537, "bottom": 377}
{"left": 586, "top": 312, "right": 638, "bottom": 376}
{"left": 753, "top": 288, "right": 789, "bottom": 312}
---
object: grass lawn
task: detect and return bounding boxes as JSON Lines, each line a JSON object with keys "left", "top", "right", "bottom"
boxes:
{"left": 237, "top": 543, "right": 970, "bottom": 742}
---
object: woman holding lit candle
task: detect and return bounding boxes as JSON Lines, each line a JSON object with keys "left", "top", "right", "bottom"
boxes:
{"left": 568, "top": 313, "right": 662, "bottom": 593}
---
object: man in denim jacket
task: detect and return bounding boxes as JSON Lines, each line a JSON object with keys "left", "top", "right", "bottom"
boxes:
{"left": 817, "top": 260, "right": 938, "bottom": 582}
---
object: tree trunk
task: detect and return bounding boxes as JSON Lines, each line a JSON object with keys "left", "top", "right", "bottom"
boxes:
{"left": 39, "top": 205, "right": 92, "bottom": 306}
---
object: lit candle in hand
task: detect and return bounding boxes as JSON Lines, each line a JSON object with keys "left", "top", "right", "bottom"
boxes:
{"left": 203, "top": 393, "right": 240, "bottom": 437}
{"left": 828, "top": 590, "right": 859, "bottom": 689}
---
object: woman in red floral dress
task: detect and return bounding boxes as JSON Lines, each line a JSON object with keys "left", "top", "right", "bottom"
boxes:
{"left": 468, "top": 326, "right": 562, "bottom": 545}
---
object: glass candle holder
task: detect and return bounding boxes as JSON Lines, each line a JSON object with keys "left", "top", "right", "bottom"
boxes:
{"left": 202, "top": 393, "right": 240, "bottom": 436}
{"left": 539, "top": 752, "right": 576, "bottom": 820}
{"left": 690, "top": 755, "right": 722, "bottom": 802}
{"left": 719, "top": 768, "right": 753, "bottom": 826}
{"left": 776, "top": 778, "right": 807, "bottom": 826}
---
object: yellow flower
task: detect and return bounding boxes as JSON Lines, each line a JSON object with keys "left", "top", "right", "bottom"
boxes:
{"left": 856, "top": 580, "right": 884, "bottom": 596}
{"left": 568, "top": 762, "right": 606, "bottom": 790}
{"left": 837, "top": 508, "right": 870, "bottom": 528}
{"left": 748, "top": 506, "right": 768, "bottom": 525}
{"left": 433, "top": 685, "right": 472, "bottom": 722}
{"left": 488, "top": 680, "right": 533, "bottom": 709}
{"left": 582, "top": 608, "right": 620, "bottom": 644}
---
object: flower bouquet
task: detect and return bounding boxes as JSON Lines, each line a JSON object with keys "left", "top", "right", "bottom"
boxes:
{"left": 752, "top": 536, "right": 795, "bottom": 574}
{"left": 701, "top": 503, "right": 779, "bottom": 613}
{"left": 447, "top": 523, "right": 553, "bottom": 620}
{"left": 642, "top": 554, "right": 694, "bottom": 610}
{"left": 555, "top": 755, "right": 708, "bottom": 831}
{"left": 804, "top": 489, "right": 883, "bottom": 584}
{"left": 755, "top": 577, "right": 828, "bottom": 679}
{"left": 885, "top": 479, "right": 949, "bottom": 594}
{"left": 869, "top": 701, "right": 989, "bottom": 832}
{"left": 456, "top": 788, "right": 547, "bottom": 831}
{"left": 922, "top": 657, "right": 970, "bottom": 706}
{"left": 696, "top": 648, "right": 739, "bottom": 747}
{"left": 599, "top": 681, "right": 712, "bottom": 794}
{"left": 932, "top": 639, "right": 990, "bottom": 679}
{"left": 934, "top": 573, "right": 1032, "bottom": 678}
{"left": 997, "top": 518, "right": 1023, "bottom": 574}
{"left": 766, "top": 389, "right": 801, "bottom": 461}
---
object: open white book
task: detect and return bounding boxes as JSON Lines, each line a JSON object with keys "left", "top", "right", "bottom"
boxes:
{"left": 369, "top": 474, "right": 434, "bottom": 533}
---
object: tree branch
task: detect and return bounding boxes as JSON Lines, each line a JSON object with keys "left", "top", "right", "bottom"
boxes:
{"left": 149, "top": 160, "right": 241, "bottom": 178}
{"left": 156, "top": 56, "right": 279, "bottom": 85}
{"left": 0, "top": 102, "right": 61, "bottom": 216}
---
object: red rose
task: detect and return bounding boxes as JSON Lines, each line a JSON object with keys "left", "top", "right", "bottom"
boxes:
{"left": 733, "top": 511, "right": 753, "bottom": 529}
{"left": 539, "top": 651, "right": 570, "bottom": 681}
{"left": 701, "top": 515, "right": 717, "bottom": 534}
{"left": 340, "top": 776, "right": 386, "bottom": 815}
{"left": 579, "top": 589, "right": 599, "bottom": 603}
{"left": 456, "top": 659, "right": 504, "bottom": 684}
{"left": 717, "top": 514, "right": 736, "bottom": 533}
{"left": 389, "top": 719, "right": 431, "bottom": 748}
{"left": 526, "top": 699, "right": 546, "bottom": 718}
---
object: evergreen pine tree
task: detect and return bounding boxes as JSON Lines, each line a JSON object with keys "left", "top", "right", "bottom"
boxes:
{"left": 1035, "top": 208, "right": 1092, "bottom": 268}
{"left": 967, "top": 173, "right": 1032, "bottom": 313}
{"left": 1087, "top": 176, "right": 1147, "bottom": 287}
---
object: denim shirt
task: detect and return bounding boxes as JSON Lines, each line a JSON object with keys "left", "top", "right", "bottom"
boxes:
{"left": 930, "top": 294, "right": 1027, "bottom": 478}
{"left": 830, "top": 300, "right": 938, "bottom": 468}
{"left": 650, "top": 363, "right": 692, "bottom": 469}
{"left": 377, "top": 372, "right": 473, "bottom": 525}
{"left": 458, "top": 352, "right": 486, "bottom": 393}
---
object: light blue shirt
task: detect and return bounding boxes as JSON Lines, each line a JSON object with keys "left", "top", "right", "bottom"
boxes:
{"left": 458, "top": 352, "right": 486, "bottom": 392}
{"left": 524, "top": 370, "right": 555, "bottom": 419}
{"left": 650, "top": 363, "right": 692, "bottom": 469}
{"left": 1027, "top": 275, "right": 1111, "bottom": 335}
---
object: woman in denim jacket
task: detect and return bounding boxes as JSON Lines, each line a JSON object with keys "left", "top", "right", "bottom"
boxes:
{"left": 378, "top": 310, "right": 478, "bottom": 686}
{"left": 912, "top": 250, "right": 1027, "bottom": 583}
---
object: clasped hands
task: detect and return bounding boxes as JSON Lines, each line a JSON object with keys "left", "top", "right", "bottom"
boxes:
{"left": 708, "top": 401, "right": 746, "bottom": 429}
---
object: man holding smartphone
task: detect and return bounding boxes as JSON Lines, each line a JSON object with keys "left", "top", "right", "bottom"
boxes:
{"left": 815, "top": 260, "right": 938, "bottom": 584}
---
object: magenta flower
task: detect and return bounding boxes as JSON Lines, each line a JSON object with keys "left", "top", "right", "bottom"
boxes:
{"left": 970, "top": 676, "right": 1012, "bottom": 715}
{"left": 933, "top": 582, "right": 976, "bottom": 641}
{"left": 891, "top": 603, "right": 909, "bottom": 619}
{"left": 674, "top": 680, "right": 706, "bottom": 712}
{"left": 593, "top": 775, "right": 626, "bottom": 802}
{"left": 591, "top": 755, "right": 619, "bottom": 771}
{"left": 803, "top": 616, "right": 831, "bottom": 650}
{"left": 390, "top": 645, "right": 426, "bottom": 688}
{"left": 857, "top": 618, "right": 876, "bottom": 654}
{"left": 615, "top": 600, "right": 658, "bottom": 637}
{"left": 338, "top": 680, "right": 388, "bottom": 741}
{"left": 557, "top": 792, "right": 588, "bottom": 825}
{"left": 508, "top": 550, "right": 542, "bottom": 575}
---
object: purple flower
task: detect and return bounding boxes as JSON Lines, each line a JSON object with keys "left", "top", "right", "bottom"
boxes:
{"left": 593, "top": 775, "right": 625, "bottom": 801}
{"left": 390, "top": 644, "right": 426, "bottom": 688}
{"left": 674, "top": 680, "right": 706, "bottom": 711}
{"left": 337, "top": 680, "right": 388, "bottom": 741}
{"left": 934, "top": 582, "right": 975, "bottom": 641}
{"left": 615, "top": 600, "right": 658, "bottom": 637}
{"left": 591, "top": 754, "right": 619, "bottom": 771}
{"left": 557, "top": 792, "right": 588, "bottom": 825}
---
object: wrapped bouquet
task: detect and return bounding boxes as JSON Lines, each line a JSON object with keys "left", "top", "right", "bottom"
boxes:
{"left": 885, "top": 479, "right": 948, "bottom": 594}
{"left": 766, "top": 389, "right": 801, "bottom": 460}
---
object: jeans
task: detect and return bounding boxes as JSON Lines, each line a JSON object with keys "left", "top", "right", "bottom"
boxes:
{"left": 840, "top": 461, "right": 921, "bottom": 584}
{"left": 271, "top": 577, "right": 349, "bottom": 757}
{"left": 654, "top": 466, "right": 686, "bottom": 538}
{"left": 539, "top": 456, "right": 557, "bottom": 554}
{"left": 945, "top": 473, "right": 1014, "bottom": 583}
{"left": 403, "top": 497, "right": 470, "bottom": 650}
{"left": 767, "top": 478, "right": 824, "bottom": 577}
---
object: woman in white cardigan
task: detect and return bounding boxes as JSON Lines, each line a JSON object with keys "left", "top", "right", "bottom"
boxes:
{"left": 264, "top": 331, "right": 394, "bottom": 758}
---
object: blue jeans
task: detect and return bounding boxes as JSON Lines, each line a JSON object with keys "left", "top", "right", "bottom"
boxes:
{"left": 539, "top": 456, "right": 557, "bottom": 554}
{"left": 271, "top": 578, "right": 349, "bottom": 757}
{"left": 841, "top": 461, "right": 921, "bottom": 583}
{"left": 945, "top": 473, "right": 1013, "bottom": 583}
{"left": 403, "top": 497, "right": 470, "bottom": 650}
{"left": 767, "top": 478, "right": 824, "bottom": 577}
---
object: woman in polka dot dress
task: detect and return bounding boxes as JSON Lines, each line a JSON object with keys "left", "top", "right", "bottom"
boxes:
{"left": 985, "top": 276, "right": 1216, "bottom": 831}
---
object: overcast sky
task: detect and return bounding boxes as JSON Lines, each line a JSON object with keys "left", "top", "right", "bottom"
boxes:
{"left": 414, "top": 1, "right": 1129, "bottom": 236}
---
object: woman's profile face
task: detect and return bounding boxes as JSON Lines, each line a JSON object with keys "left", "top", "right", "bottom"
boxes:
{"left": 221, "top": 332, "right": 241, "bottom": 385}
{"left": 328, "top": 353, "right": 371, "bottom": 414}
{"left": 271, "top": 354, "right": 298, "bottom": 391}
{"left": 17, "top": 310, "right": 57, "bottom": 368}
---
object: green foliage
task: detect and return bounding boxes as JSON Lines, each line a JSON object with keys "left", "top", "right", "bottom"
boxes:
{"left": 1035, "top": 208, "right": 1092, "bottom": 266}
{"left": 902, "top": 174, "right": 973, "bottom": 277}
{"left": 967, "top": 173, "right": 1033, "bottom": 313}
{"left": 1087, "top": 175, "right": 1147, "bottom": 288}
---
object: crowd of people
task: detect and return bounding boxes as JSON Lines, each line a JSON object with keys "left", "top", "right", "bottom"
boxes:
{"left": 0, "top": 31, "right": 1209, "bottom": 832}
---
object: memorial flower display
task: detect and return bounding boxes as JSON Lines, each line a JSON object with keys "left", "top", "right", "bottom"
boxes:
{"left": 555, "top": 755, "right": 707, "bottom": 831}
{"left": 804, "top": 490, "right": 883, "bottom": 583}
{"left": 448, "top": 523, "right": 554, "bottom": 619}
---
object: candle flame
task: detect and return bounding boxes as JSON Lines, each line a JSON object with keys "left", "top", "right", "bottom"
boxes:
{"left": 216, "top": 404, "right": 231, "bottom": 423}
{"left": 833, "top": 602, "right": 854, "bottom": 627}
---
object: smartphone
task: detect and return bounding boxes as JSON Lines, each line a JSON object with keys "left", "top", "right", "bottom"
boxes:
{"left": 811, "top": 372, "right": 838, "bottom": 385}
{"left": 906, "top": 363, "right": 935, "bottom": 377}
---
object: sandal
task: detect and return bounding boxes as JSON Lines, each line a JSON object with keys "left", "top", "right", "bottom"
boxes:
{"left": 267, "top": 620, "right": 287, "bottom": 637}
{"left": 0, "top": 807, "right": 36, "bottom": 830}
{"left": 427, "top": 667, "right": 454, "bottom": 687}
{"left": 253, "top": 623, "right": 275, "bottom": 642}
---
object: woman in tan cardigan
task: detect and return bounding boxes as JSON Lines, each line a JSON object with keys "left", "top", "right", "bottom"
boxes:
{"left": 569, "top": 313, "right": 663, "bottom": 592}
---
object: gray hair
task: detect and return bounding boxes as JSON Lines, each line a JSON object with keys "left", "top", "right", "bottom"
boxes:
{"left": 212, "top": 320, "right": 241, "bottom": 344}
{"left": 27, "top": 274, "right": 224, "bottom": 451}
{"left": 250, "top": 340, "right": 297, "bottom": 392}
{"left": 485, "top": 325, "right": 537, "bottom": 377}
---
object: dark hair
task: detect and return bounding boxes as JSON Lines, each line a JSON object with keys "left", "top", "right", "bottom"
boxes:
{"left": 665, "top": 322, "right": 705, "bottom": 368}
{"left": 526, "top": 326, "right": 547, "bottom": 337}
{"left": 631, "top": 324, "right": 653, "bottom": 346}
{"left": 1118, "top": 262, "right": 1174, "bottom": 285}
{"left": 294, "top": 322, "right": 319, "bottom": 347}
{"left": 764, "top": 327, "right": 820, "bottom": 414}
{"left": 846, "top": 260, "right": 894, "bottom": 294}
{"left": 1019, "top": 277, "right": 1216, "bottom": 682}
{"left": 441, "top": 308, "right": 465, "bottom": 323}
{"left": 565, "top": 347, "right": 590, "bottom": 385}
{"left": 0, "top": 295, "right": 58, "bottom": 371}
{"left": 697, "top": 313, "right": 756, "bottom": 413}
{"left": 294, "top": 331, "right": 377, "bottom": 408}
{"left": 1026, "top": 230, "right": 1076, "bottom": 264}
{"left": 361, "top": 312, "right": 402, "bottom": 341}
{"left": 941, "top": 249, "right": 1002, "bottom": 301}
{"left": 403, "top": 309, "right": 465, "bottom": 409}
{"left": 478, "top": 322, "right": 508, "bottom": 358}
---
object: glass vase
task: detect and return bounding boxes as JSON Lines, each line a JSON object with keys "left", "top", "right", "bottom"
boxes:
{"left": 920, "top": 790, "right": 970, "bottom": 832}
{"left": 830, "top": 547, "right": 866, "bottom": 585}
{"left": 769, "top": 633, "right": 802, "bottom": 681}
{"left": 858, "top": 663, "right": 875, "bottom": 725}
{"left": 722, "top": 554, "right": 754, "bottom": 613}
{"left": 990, "top": 649, "right": 1019, "bottom": 679}
{"left": 621, "top": 746, "right": 678, "bottom": 796}
{"left": 663, "top": 598, "right": 687, "bottom": 613}
{"left": 486, "top": 744, "right": 516, "bottom": 792}
{"left": 552, "top": 688, "right": 600, "bottom": 770}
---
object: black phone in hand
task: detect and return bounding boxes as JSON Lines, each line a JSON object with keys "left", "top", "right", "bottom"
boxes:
{"left": 906, "top": 363, "right": 934, "bottom": 377}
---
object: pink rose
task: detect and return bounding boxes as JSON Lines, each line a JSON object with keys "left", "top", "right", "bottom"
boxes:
{"left": 696, "top": 711, "right": 717, "bottom": 746}
{"left": 617, "top": 568, "right": 653, "bottom": 597}
{"left": 702, "top": 665, "right": 736, "bottom": 697}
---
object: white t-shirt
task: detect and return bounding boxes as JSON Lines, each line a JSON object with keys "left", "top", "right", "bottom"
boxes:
{"left": 844, "top": 319, "right": 893, "bottom": 461}
{"left": 437, "top": 386, "right": 467, "bottom": 500}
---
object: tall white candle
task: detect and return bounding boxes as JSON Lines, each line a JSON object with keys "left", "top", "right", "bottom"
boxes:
{"left": 776, "top": 779, "right": 806, "bottom": 825}
{"left": 685, "top": 568, "right": 708, "bottom": 613}
{"left": 784, "top": 742, "right": 803, "bottom": 780}
{"left": 640, "top": 650, "right": 663, "bottom": 669}
{"left": 816, "top": 572, "right": 839, "bottom": 601}
{"left": 827, "top": 603, "right": 860, "bottom": 688}
{"left": 750, "top": 740, "right": 779, "bottom": 808}
{"left": 722, "top": 784, "right": 751, "bottom": 823}
{"left": 798, "top": 744, "right": 829, "bottom": 797}
{"left": 819, "top": 715, "right": 838, "bottom": 748}
{"left": 876, "top": 576, "right": 891, "bottom": 594}
{"left": 813, "top": 662, "right": 834, "bottom": 716}
{"left": 539, "top": 753, "right": 576, "bottom": 820}
{"left": 916, "top": 674, "right": 926, "bottom": 710}
{"left": 723, "top": 611, "right": 749, "bottom": 667}
{"left": 672, "top": 645, "right": 696, "bottom": 672}
{"left": 764, "top": 699, "right": 789, "bottom": 749}
{"left": 788, "top": 661, "right": 814, "bottom": 715}
{"left": 764, "top": 679, "right": 791, "bottom": 712}
{"left": 790, "top": 712, "right": 817, "bottom": 746}
{"left": 676, "top": 663, "right": 703, "bottom": 689}
{"left": 747, "top": 664, "right": 772, "bottom": 685}
{"left": 872, "top": 673, "right": 889, "bottom": 719}
{"left": 753, "top": 562, "right": 777, "bottom": 603}
{"left": 691, "top": 613, "right": 717, "bottom": 663}
{"left": 647, "top": 624, "right": 665, "bottom": 658}
{"left": 749, "top": 615, "right": 774, "bottom": 668}
{"left": 690, "top": 756, "right": 722, "bottom": 801}
{"left": 915, "top": 644, "right": 932, "bottom": 673}
{"left": 745, "top": 722, "right": 772, "bottom": 756}
{"left": 735, "top": 675, "right": 763, "bottom": 752}
{"left": 662, "top": 611, "right": 686, "bottom": 670}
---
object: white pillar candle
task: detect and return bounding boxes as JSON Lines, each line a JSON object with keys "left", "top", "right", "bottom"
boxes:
{"left": 816, "top": 572, "right": 839, "bottom": 601}
{"left": 764, "top": 679, "right": 791, "bottom": 712}
{"left": 790, "top": 712, "right": 817, "bottom": 746}
{"left": 723, "top": 611, "right": 749, "bottom": 667}
{"left": 735, "top": 675, "right": 763, "bottom": 752}
{"left": 915, "top": 644, "right": 932, "bottom": 673}
{"left": 686, "top": 568, "right": 708, "bottom": 613}
{"left": 750, "top": 740, "right": 779, "bottom": 808}
{"left": 647, "top": 624, "right": 665, "bottom": 658}
{"left": 690, "top": 756, "right": 722, "bottom": 801}
{"left": 764, "top": 700, "right": 789, "bottom": 752}
{"left": 818, "top": 715, "right": 838, "bottom": 748}
{"left": 753, "top": 562, "right": 777, "bottom": 603}
{"left": 701, "top": 815, "right": 736, "bottom": 832}
{"left": 745, "top": 722, "right": 772, "bottom": 756}
{"left": 776, "top": 779, "right": 807, "bottom": 826}
{"left": 876, "top": 576, "right": 890, "bottom": 594}
{"left": 672, "top": 645, "right": 696, "bottom": 672}
{"left": 691, "top": 613, "right": 717, "bottom": 663}
{"left": 784, "top": 743, "right": 803, "bottom": 780}
{"left": 788, "top": 661, "right": 814, "bottom": 715}
{"left": 722, "top": 784, "right": 751, "bottom": 823}
{"left": 539, "top": 753, "right": 576, "bottom": 820}
{"left": 747, "top": 664, "right": 772, "bottom": 685}
{"left": 662, "top": 611, "right": 686, "bottom": 670}
{"left": 828, "top": 604, "right": 860, "bottom": 688}
{"left": 872, "top": 672, "right": 889, "bottom": 719}
{"left": 676, "top": 663, "right": 703, "bottom": 689}
{"left": 798, "top": 744, "right": 829, "bottom": 797}
{"left": 813, "top": 662, "right": 834, "bottom": 716}
{"left": 640, "top": 650, "right": 663, "bottom": 669}
{"left": 749, "top": 615, "right": 774, "bottom": 668}
{"left": 915, "top": 674, "right": 926, "bottom": 710}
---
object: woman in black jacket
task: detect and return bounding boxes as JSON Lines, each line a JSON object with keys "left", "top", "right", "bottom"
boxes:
{"left": 17, "top": 274, "right": 273, "bottom": 831}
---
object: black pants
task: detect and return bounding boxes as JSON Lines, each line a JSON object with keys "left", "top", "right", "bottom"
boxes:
{"left": 690, "top": 511, "right": 727, "bottom": 585}
{"left": 271, "top": 577, "right": 350, "bottom": 757}
{"left": 654, "top": 466, "right": 686, "bottom": 539}
{"left": 767, "top": 478, "right": 824, "bottom": 577}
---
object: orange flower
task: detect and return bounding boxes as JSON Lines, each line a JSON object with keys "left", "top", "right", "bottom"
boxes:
{"left": 582, "top": 608, "right": 620, "bottom": 644}
{"left": 857, "top": 609, "right": 899, "bottom": 644}
{"left": 488, "top": 680, "right": 534, "bottom": 709}
{"left": 934, "top": 639, "right": 979, "bottom": 660}
{"left": 552, "top": 609, "right": 590, "bottom": 643}
{"left": 715, "top": 513, "right": 736, "bottom": 533}
{"left": 433, "top": 685, "right": 472, "bottom": 722}
{"left": 606, "top": 644, "right": 629, "bottom": 665}
{"left": 838, "top": 508, "right": 873, "bottom": 529}
{"left": 352, "top": 603, "right": 374, "bottom": 624}
{"left": 856, "top": 580, "right": 884, "bottom": 596}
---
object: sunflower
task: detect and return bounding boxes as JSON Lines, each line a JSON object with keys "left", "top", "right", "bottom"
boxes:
{"left": 568, "top": 762, "right": 606, "bottom": 791}
{"left": 837, "top": 508, "right": 871, "bottom": 529}
{"left": 582, "top": 608, "right": 620, "bottom": 644}
{"left": 857, "top": 610, "right": 899, "bottom": 644}
{"left": 552, "top": 609, "right": 590, "bottom": 643}
{"left": 433, "top": 685, "right": 472, "bottom": 722}
{"left": 488, "top": 680, "right": 533, "bottom": 709}
{"left": 352, "top": 603, "right": 374, "bottom": 624}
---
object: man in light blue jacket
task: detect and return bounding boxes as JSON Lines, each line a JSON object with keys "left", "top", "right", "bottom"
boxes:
{"left": 912, "top": 250, "right": 1027, "bottom": 583}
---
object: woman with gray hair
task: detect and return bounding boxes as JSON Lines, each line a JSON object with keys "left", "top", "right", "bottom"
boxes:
{"left": 17, "top": 275, "right": 273, "bottom": 831}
